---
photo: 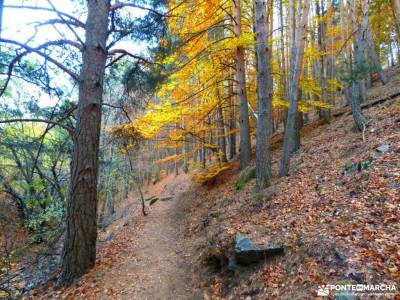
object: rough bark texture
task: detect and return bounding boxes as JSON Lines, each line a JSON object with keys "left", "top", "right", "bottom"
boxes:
{"left": 279, "top": 0, "right": 310, "bottom": 177}
{"left": 233, "top": 0, "right": 251, "bottom": 169}
{"left": 59, "top": 0, "right": 110, "bottom": 285}
{"left": 255, "top": 0, "right": 272, "bottom": 188}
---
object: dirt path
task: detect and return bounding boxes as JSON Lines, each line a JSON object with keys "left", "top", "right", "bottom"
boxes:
{"left": 93, "top": 184, "right": 204, "bottom": 300}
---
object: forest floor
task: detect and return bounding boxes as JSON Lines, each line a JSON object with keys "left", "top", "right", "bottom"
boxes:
{"left": 21, "top": 65, "right": 400, "bottom": 299}
{"left": 29, "top": 174, "right": 207, "bottom": 299}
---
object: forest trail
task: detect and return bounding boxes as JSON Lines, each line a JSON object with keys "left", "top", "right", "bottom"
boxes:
{"left": 92, "top": 175, "right": 204, "bottom": 300}
{"left": 98, "top": 190, "right": 202, "bottom": 300}
{"left": 36, "top": 175, "right": 204, "bottom": 300}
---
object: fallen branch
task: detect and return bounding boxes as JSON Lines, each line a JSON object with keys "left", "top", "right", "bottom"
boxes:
{"left": 145, "top": 195, "right": 174, "bottom": 205}
{"left": 333, "top": 91, "right": 400, "bottom": 118}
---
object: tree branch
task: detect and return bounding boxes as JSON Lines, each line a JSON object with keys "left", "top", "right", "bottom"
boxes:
{"left": 0, "top": 38, "right": 80, "bottom": 97}
{"left": 4, "top": 5, "right": 85, "bottom": 28}
{"left": 31, "top": 18, "right": 84, "bottom": 29}
{"left": 107, "top": 49, "right": 155, "bottom": 67}
{"left": 45, "top": 0, "right": 85, "bottom": 46}
{"left": 0, "top": 119, "right": 74, "bottom": 134}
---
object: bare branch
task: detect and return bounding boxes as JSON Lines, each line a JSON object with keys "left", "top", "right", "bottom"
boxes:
{"left": 107, "top": 49, "right": 155, "bottom": 67}
{"left": 4, "top": 5, "right": 85, "bottom": 28}
{"left": 45, "top": 0, "right": 85, "bottom": 45}
{"left": 31, "top": 18, "right": 83, "bottom": 30}
{"left": 103, "top": 102, "right": 132, "bottom": 122}
{"left": 0, "top": 38, "right": 80, "bottom": 97}
{"left": 0, "top": 119, "right": 74, "bottom": 134}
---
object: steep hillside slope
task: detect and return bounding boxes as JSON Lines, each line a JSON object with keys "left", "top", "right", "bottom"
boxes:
{"left": 181, "top": 87, "right": 400, "bottom": 298}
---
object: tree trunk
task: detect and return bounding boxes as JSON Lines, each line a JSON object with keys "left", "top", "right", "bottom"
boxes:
{"left": 216, "top": 103, "right": 228, "bottom": 163}
{"left": 279, "top": 0, "right": 310, "bottom": 177}
{"left": 279, "top": 0, "right": 288, "bottom": 101}
{"left": 392, "top": 0, "right": 400, "bottom": 41}
{"left": 228, "top": 71, "right": 237, "bottom": 159}
{"left": 0, "top": 0, "right": 4, "bottom": 37}
{"left": 233, "top": 0, "right": 251, "bottom": 169}
{"left": 59, "top": 0, "right": 109, "bottom": 285}
{"left": 104, "top": 148, "right": 115, "bottom": 217}
{"left": 287, "top": 0, "right": 302, "bottom": 152}
{"left": 255, "top": 0, "right": 273, "bottom": 188}
{"left": 316, "top": 0, "right": 331, "bottom": 122}
{"left": 327, "top": 1, "right": 337, "bottom": 105}
{"left": 349, "top": 0, "right": 368, "bottom": 131}
{"left": 366, "top": 28, "right": 387, "bottom": 85}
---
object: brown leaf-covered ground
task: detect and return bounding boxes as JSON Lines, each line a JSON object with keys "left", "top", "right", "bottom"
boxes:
{"left": 183, "top": 95, "right": 400, "bottom": 299}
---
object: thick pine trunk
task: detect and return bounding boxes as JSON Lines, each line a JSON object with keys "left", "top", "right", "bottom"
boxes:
{"left": 279, "top": 0, "right": 310, "bottom": 177}
{"left": 59, "top": 0, "right": 109, "bottom": 285}
{"left": 233, "top": 0, "right": 251, "bottom": 169}
{"left": 255, "top": 0, "right": 273, "bottom": 189}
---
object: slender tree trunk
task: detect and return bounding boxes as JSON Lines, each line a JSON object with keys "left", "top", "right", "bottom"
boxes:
{"left": 228, "top": 70, "right": 237, "bottom": 159}
{"left": 202, "top": 131, "right": 206, "bottom": 168}
{"left": 59, "top": 0, "right": 109, "bottom": 285}
{"left": 174, "top": 123, "right": 179, "bottom": 176}
{"left": 104, "top": 147, "right": 115, "bottom": 217}
{"left": 0, "top": 0, "right": 4, "bottom": 37}
{"left": 317, "top": 0, "right": 331, "bottom": 122}
{"left": 366, "top": 28, "right": 387, "bottom": 85}
{"left": 326, "top": 1, "right": 337, "bottom": 105}
{"left": 217, "top": 103, "right": 228, "bottom": 163}
{"left": 349, "top": 0, "right": 368, "bottom": 131}
{"left": 279, "top": 0, "right": 310, "bottom": 177}
{"left": 255, "top": 0, "right": 273, "bottom": 188}
{"left": 233, "top": 0, "right": 251, "bottom": 169}
{"left": 287, "top": 0, "right": 302, "bottom": 153}
{"left": 392, "top": 0, "right": 400, "bottom": 41}
{"left": 182, "top": 122, "right": 189, "bottom": 173}
{"left": 279, "top": 0, "right": 288, "bottom": 101}
{"left": 389, "top": 42, "right": 395, "bottom": 66}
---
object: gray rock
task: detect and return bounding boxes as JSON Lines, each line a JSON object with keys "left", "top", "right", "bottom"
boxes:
{"left": 234, "top": 233, "right": 284, "bottom": 265}
{"left": 376, "top": 144, "right": 389, "bottom": 153}
{"left": 104, "top": 233, "right": 113, "bottom": 242}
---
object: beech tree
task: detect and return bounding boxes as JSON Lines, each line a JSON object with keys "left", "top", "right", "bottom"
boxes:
{"left": 392, "top": 0, "right": 400, "bottom": 39}
{"left": 233, "top": 0, "right": 252, "bottom": 169}
{"left": 279, "top": 0, "right": 310, "bottom": 177}
{"left": 255, "top": 0, "right": 273, "bottom": 187}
